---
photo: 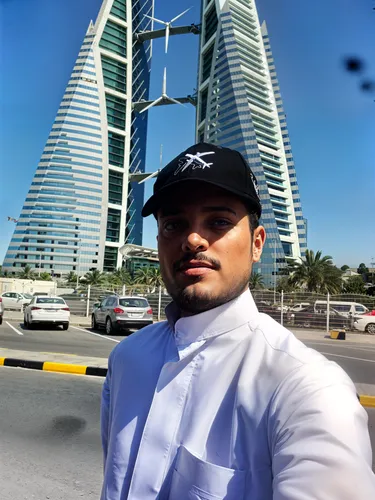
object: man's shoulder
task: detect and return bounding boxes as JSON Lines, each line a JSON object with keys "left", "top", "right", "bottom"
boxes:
{"left": 110, "top": 320, "right": 170, "bottom": 361}
{"left": 253, "top": 312, "right": 355, "bottom": 400}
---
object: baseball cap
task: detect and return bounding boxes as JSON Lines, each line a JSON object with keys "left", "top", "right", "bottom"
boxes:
{"left": 141, "top": 142, "right": 262, "bottom": 218}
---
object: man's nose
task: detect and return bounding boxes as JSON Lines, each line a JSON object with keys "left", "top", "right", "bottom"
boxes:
{"left": 182, "top": 231, "right": 209, "bottom": 253}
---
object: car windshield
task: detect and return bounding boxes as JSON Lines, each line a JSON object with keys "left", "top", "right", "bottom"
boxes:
{"left": 23, "top": 294, "right": 33, "bottom": 299}
{"left": 119, "top": 298, "right": 148, "bottom": 308}
{"left": 36, "top": 297, "right": 65, "bottom": 304}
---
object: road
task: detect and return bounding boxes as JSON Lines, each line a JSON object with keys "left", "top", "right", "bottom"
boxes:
{"left": 0, "top": 368, "right": 103, "bottom": 500}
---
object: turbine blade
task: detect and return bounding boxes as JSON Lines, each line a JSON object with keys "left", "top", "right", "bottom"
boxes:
{"left": 165, "top": 25, "right": 169, "bottom": 53}
{"left": 170, "top": 8, "right": 191, "bottom": 24}
{"left": 144, "top": 15, "right": 167, "bottom": 25}
{"left": 139, "top": 97, "right": 162, "bottom": 114}
{"left": 138, "top": 170, "right": 160, "bottom": 184}
{"left": 162, "top": 67, "right": 167, "bottom": 95}
{"left": 167, "top": 97, "right": 187, "bottom": 107}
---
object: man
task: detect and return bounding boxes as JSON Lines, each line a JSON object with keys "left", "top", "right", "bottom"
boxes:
{"left": 101, "top": 143, "right": 375, "bottom": 499}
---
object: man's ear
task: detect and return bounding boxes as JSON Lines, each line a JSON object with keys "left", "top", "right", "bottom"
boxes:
{"left": 252, "top": 226, "right": 266, "bottom": 263}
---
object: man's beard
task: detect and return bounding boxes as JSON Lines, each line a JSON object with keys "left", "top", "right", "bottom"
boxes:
{"left": 166, "top": 272, "right": 251, "bottom": 315}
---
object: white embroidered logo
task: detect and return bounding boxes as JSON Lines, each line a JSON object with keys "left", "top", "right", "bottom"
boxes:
{"left": 174, "top": 151, "right": 215, "bottom": 176}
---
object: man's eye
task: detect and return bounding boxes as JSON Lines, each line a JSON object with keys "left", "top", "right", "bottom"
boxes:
{"left": 164, "top": 221, "right": 181, "bottom": 231}
{"left": 211, "top": 219, "right": 231, "bottom": 228}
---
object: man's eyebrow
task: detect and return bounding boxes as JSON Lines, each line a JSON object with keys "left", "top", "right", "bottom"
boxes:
{"left": 159, "top": 206, "right": 237, "bottom": 217}
{"left": 202, "top": 206, "right": 237, "bottom": 216}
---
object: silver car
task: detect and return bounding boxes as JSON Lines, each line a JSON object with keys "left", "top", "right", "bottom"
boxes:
{"left": 92, "top": 295, "right": 153, "bottom": 334}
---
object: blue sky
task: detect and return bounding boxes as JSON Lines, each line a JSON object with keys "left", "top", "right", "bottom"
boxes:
{"left": 0, "top": 0, "right": 374, "bottom": 269}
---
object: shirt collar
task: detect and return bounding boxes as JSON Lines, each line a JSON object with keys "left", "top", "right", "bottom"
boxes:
{"left": 165, "top": 288, "right": 259, "bottom": 346}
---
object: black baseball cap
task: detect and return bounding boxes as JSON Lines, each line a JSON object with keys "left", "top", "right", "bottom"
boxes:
{"left": 141, "top": 142, "right": 262, "bottom": 218}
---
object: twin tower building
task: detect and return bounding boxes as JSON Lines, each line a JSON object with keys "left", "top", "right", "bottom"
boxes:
{"left": 3, "top": 0, "right": 307, "bottom": 286}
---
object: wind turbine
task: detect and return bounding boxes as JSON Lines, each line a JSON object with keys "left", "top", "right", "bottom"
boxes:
{"left": 145, "top": 8, "right": 191, "bottom": 54}
{"left": 139, "top": 144, "right": 163, "bottom": 184}
{"left": 139, "top": 67, "right": 186, "bottom": 114}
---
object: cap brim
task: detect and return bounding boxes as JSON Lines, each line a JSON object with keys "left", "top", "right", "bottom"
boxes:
{"left": 141, "top": 178, "right": 262, "bottom": 218}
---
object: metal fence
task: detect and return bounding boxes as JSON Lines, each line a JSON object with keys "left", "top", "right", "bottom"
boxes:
{"left": 54, "top": 285, "right": 375, "bottom": 333}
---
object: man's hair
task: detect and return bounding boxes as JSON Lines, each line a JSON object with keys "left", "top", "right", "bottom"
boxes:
{"left": 249, "top": 212, "right": 259, "bottom": 238}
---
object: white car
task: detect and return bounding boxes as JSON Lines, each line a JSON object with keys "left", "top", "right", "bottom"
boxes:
{"left": 0, "top": 292, "right": 33, "bottom": 310}
{"left": 353, "top": 315, "right": 375, "bottom": 335}
{"left": 24, "top": 296, "right": 70, "bottom": 330}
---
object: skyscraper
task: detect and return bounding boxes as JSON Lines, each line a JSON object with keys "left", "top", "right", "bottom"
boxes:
{"left": 3, "top": 0, "right": 154, "bottom": 277}
{"left": 196, "top": 0, "right": 307, "bottom": 285}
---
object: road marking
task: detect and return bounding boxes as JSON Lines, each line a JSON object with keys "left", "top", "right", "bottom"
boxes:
{"left": 5, "top": 321, "right": 23, "bottom": 336}
{"left": 306, "top": 341, "right": 375, "bottom": 353}
{"left": 320, "top": 352, "right": 375, "bottom": 363}
{"left": 70, "top": 325, "right": 120, "bottom": 343}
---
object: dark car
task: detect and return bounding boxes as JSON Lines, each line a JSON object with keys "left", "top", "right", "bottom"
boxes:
{"left": 290, "top": 305, "right": 348, "bottom": 329}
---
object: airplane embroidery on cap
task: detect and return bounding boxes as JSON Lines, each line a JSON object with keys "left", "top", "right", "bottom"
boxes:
{"left": 174, "top": 151, "right": 215, "bottom": 176}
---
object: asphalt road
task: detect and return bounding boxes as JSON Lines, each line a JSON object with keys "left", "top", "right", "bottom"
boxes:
{"left": 0, "top": 368, "right": 103, "bottom": 500}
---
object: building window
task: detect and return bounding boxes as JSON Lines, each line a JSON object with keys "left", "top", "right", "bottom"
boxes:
{"left": 106, "top": 208, "right": 121, "bottom": 242}
{"left": 202, "top": 44, "right": 214, "bottom": 82}
{"left": 200, "top": 88, "right": 208, "bottom": 123}
{"left": 99, "top": 20, "right": 127, "bottom": 58}
{"left": 101, "top": 55, "right": 127, "bottom": 93}
{"left": 103, "top": 246, "right": 118, "bottom": 272}
{"left": 110, "top": 0, "right": 126, "bottom": 22}
{"left": 204, "top": 4, "right": 218, "bottom": 43}
{"left": 108, "top": 132, "right": 125, "bottom": 167}
{"left": 106, "top": 93, "right": 126, "bottom": 130}
{"left": 108, "top": 170, "right": 123, "bottom": 205}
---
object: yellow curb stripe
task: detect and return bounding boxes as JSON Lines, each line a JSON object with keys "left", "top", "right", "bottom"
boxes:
{"left": 359, "top": 395, "right": 375, "bottom": 408}
{"left": 42, "top": 362, "right": 87, "bottom": 375}
{"left": 0, "top": 358, "right": 5, "bottom": 366}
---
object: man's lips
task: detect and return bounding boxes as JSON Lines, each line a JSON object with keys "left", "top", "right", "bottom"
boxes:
{"left": 178, "top": 260, "right": 216, "bottom": 276}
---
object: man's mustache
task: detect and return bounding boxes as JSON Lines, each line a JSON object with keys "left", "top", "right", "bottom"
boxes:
{"left": 173, "top": 253, "right": 221, "bottom": 273}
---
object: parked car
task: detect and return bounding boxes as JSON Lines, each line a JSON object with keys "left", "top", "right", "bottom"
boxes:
{"left": 0, "top": 292, "right": 33, "bottom": 310}
{"left": 23, "top": 296, "right": 70, "bottom": 330}
{"left": 290, "top": 305, "right": 348, "bottom": 329}
{"left": 289, "top": 302, "right": 310, "bottom": 313}
{"left": 314, "top": 300, "right": 369, "bottom": 317}
{"left": 0, "top": 297, "right": 4, "bottom": 325}
{"left": 92, "top": 295, "right": 153, "bottom": 334}
{"left": 353, "top": 315, "right": 375, "bottom": 335}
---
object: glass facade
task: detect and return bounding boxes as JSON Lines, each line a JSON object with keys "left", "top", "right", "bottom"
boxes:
{"left": 197, "top": 0, "right": 305, "bottom": 286}
{"left": 2, "top": 1, "right": 153, "bottom": 276}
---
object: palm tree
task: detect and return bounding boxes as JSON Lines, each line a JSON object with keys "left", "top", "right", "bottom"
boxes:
{"left": 39, "top": 272, "right": 52, "bottom": 281}
{"left": 83, "top": 269, "right": 107, "bottom": 286}
{"left": 108, "top": 267, "right": 133, "bottom": 286}
{"left": 288, "top": 250, "right": 343, "bottom": 294}
{"left": 65, "top": 271, "right": 78, "bottom": 285}
{"left": 18, "top": 265, "right": 35, "bottom": 280}
{"left": 276, "top": 276, "right": 296, "bottom": 293}
{"left": 249, "top": 272, "right": 264, "bottom": 290}
{"left": 134, "top": 266, "right": 163, "bottom": 291}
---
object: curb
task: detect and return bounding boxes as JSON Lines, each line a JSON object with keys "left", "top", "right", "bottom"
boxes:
{"left": 1, "top": 357, "right": 375, "bottom": 408}
{"left": 0, "top": 357, "right": 107, "bottom": 377}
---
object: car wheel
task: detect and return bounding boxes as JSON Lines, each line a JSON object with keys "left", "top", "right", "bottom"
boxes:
{"left": 0, "top": 315, "right": 2, "bottom": 326}
{"left": 23, "top": 316, "right": 28, "bottom": 329}
{"left": 365, "top": 323, "right": 375, "bottom": 335}
{"left": 106, "top": 317, "right": 114, "bottom": 335}
{"left": 62, "top": 323, "right": 69, "bottom": 331}
{"left": 92, "top": 314, "right": 98, "bottom": 330}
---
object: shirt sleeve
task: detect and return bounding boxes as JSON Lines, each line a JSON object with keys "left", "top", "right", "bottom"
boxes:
{"left": 269, "top": 362, "right": 375, "bottom": 500}
{"left": 101, "top": 350, "right": 114, "bottom": 471}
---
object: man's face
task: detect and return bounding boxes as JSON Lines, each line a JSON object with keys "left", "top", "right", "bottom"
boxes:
{"left": 157, "top": 182, "right": 266, "bottom": 315}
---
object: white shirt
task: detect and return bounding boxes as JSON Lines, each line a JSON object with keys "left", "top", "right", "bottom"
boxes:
{"left": 101, "top": 289, "right": 375, "bottom": 499}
